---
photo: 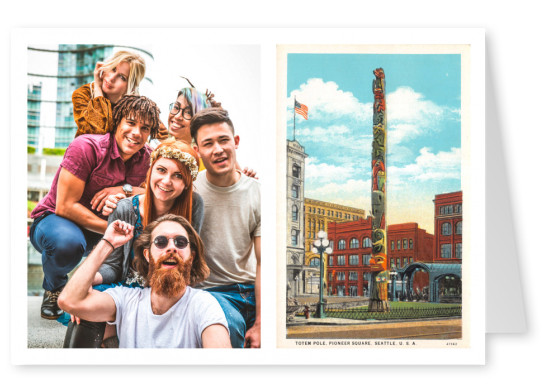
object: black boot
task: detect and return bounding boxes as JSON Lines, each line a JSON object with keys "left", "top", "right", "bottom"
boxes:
{"left": 41, "top": 289, "right": 64, "bottom": 320}
{"left": 63, "top": 320, "right": 106, "bottom": 348}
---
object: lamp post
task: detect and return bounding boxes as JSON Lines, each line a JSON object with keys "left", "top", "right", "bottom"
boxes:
{"left": 311, "top": 230, "right": 333, "bottom": 318}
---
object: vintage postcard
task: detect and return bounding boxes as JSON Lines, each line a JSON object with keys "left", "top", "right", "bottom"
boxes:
{"left": 276, "top": 34, "right": 485, "bottom": 363}
{"left": 11, "top": 28, "right": 484, "bottom": 365}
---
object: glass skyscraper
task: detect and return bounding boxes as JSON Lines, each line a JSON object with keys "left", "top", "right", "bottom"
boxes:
{"left": 27, "top": 44, "right": 154, "bottom": 150}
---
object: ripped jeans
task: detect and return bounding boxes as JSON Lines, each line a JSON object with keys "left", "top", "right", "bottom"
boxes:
{"left": 205, "top": 284, "right": 256, "bottom": 348}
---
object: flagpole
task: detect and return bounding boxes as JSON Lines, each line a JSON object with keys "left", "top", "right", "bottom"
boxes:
{"left": 293, "top": 95, "right": 296, "bottom": 141}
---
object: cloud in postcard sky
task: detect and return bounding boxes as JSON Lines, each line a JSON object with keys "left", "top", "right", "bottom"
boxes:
{"left": 288, "top": 78, "right": 371, "bottom": 122}
{"left": 287, "top": 76, "right": 461, "bottom": 228}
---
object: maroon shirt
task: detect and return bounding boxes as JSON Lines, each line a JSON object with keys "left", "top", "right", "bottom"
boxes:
{"left": 31, "top": 133, "right": 151, "bottom": 220}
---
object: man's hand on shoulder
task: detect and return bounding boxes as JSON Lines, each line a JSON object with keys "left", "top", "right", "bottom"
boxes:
{"left": 91, "top": 186, "right": 125, "bottom": 212}
{"left": 102, "top": 193, "right": 126, "bottom": 216}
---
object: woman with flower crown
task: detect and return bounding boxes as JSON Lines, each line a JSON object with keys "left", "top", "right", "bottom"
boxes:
{"left": 63, "top": 138, "right": 203, "bottom": 348}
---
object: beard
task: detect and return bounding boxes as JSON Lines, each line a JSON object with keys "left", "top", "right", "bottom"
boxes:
{"left": 147, "top": 252, "right": 193, "bottom": 297}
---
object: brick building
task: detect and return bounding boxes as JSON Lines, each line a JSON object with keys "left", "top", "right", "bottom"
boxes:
{"left": 326, "top": 218, "right": 373, "bottom": 297}
{"left": 304, "top": 198, "right": 365, "bottom": 267}
{"left": 388, "top": 223, "right": 434, "bottom": 269}
{"left": 433, "top": 191, "right": 462, "bottom": 263}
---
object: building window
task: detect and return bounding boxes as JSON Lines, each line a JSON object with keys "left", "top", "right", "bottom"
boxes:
{"left": 441, "top": 244, "right": 452, "bottom": 258}
{"left": 362, "top": 237, "right": 372, "bottom": 248}
{"left": 363, "top": 272, "right": 369, "bottom": 280}
{"left": 337, "top": 272, "right": 345, "bottom": 281}
{"left": 403, "top": 239, "right": 408, "bottom": 249}
{"left": 349, "top": 255, "right": 359, "bottom": 265}
{"left": 329, "top": 256, "right": 333, "bottom": 266}
{"left": 397, "top": 240, "right": 401, "bottom": 250}
{"left": 455, "top": 204, "right": 462, "bottom": 214}
{"left": 292, "top": 204, "right": 298, "bottom": 221}
{"left": 409, "top": 239, "right": 413, "bottom": 249}
{"left": 456, "top": 221, "right": 462, "bottom": 235}
{"left": 455, "top": 243, "right": 462, "bottom": 258}
{"left": 338, "top": 239, "right": 346, "bottom": 250}
{"left": 292, "top": 164, "right": 301, "bottom": 178}
{"left": 337, "top": 285, "right": 345, "bottom": 296}
{"left": 362, "top": 254, "right": 371, "bottom": 265}
{"left": 291, "top": 230, "right": 299, "bottom": 246}
{"left": 397, "top": 257, "right": 401, "bottom": 268}
{"left": 391, "top": 258, "right": 395, "bottom": 268}
{"left": 409, "top": 257, "right": 413, "bottom": 265}
{"left": 350, "top": 238, "right": 359, "bottom": 249}
{"left": 349, "top": 271, "right": 358, "bottom": 281}
{"left": 442, "top": 222, "right": 452, "bottom": 236}
{"left": 337, "top": 255, "right": 346, "bottom": 266}
{"left": 348, "top": 285, "right": 358, "bottom": 296}
{"left": 391, "top": 241, "right": 394, "bottom": 250}
{"left": 291, "top": 184, "right": 299, "bottom": 198}
{"left": 329, "top": 240, "right": 334, "bottom": 249}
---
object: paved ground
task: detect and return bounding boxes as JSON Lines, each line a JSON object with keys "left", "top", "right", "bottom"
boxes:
{"left": 287, "top": 318, "right": 462, "bottom": 339}
{"left": 27, "top": 296, "right": 66, "bottom": 348}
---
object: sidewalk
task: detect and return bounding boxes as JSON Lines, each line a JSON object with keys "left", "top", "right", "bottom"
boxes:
{"left": 287, "top": 318, "right": 462, "bottom": 339}
{"left": 27, "top": 296, "right": 66, "bottom": 348}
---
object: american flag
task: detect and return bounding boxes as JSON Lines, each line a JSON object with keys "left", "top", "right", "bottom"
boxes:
{"left": 294, "top": 100, "right": 308, "bottom": 120}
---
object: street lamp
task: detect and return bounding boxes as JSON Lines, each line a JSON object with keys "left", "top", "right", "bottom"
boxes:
{"left": 311, "top": 230, "right": 333, "bottom": 318}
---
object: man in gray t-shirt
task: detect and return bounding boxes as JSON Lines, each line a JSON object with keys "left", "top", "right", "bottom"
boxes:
{"left": 58, "top": 214, "right": 230, "bottom": 348}
{"left": 191, "top": 108, "right": 261, "bottom": 349}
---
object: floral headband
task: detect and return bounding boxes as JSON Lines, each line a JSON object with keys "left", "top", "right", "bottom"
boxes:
{"left": 150, "top": 146, "right": 199, "bottom": 181}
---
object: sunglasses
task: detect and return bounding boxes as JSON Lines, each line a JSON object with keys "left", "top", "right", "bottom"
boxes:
{"left": 153, "top": 235, "right": 189, "bottom": 249}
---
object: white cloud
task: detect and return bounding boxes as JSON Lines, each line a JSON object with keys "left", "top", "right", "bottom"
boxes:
{"left": 306, "top": 178, "right": 371, "bottom": 207}
{"left": 389, "top": 147, "right": 461, "bottom": 186}
{"left": 288, "top": 78, "right": 371, "bottom": 121}
{"left": 305, "top": 157, "right": 353, "bottom": 183}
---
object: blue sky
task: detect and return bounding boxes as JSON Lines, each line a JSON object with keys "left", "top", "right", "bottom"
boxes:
{"left": 287, "top": 53, "right": 462, "bottom": 233}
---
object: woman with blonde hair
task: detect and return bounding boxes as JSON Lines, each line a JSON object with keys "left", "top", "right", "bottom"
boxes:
{"left": 63, "top": 139, "right": 204, "bottom": 348}
{"left": 72, "top": 50, "right": 147, "bottom": 137}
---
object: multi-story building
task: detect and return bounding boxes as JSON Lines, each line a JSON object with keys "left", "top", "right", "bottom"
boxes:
{"left": 27, "top": 44, "right": 154, "bottom": 151}
{"left": 387, "top": 223, "right": 434, "bottom": 269}
{"left": 326, "top": 218, "right": 373, "bottom": 297}
{"left": 433, "top": 191, "right": 462, "bottom": 263}
{"left": 304, "top": 198, "right": 365, "bottom": 267}
{"left": 286, "top": 139, "right": 308, "bottom": 297}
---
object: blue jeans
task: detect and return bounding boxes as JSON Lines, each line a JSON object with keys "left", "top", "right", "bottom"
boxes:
{"left": 205, "top": 284, "right": 256, "bottom": 348}
{"left": 29, "top": 213, "right": 103, "bottom": 292}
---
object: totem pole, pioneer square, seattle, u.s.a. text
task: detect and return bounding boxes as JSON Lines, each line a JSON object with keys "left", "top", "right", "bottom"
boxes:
{"left": 369, "top": 68, "right": 390, "bottom": 312}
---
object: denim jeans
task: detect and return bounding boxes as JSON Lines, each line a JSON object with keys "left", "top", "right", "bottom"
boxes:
{"left": 205, "top": 284, "right": 256, "bottom": 348}
{"left": 29, "top": 213, "right": 103, "bottom": 292}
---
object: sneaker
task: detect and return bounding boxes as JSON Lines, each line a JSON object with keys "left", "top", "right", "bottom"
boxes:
{"left": 41, "top": 289, "right": 64, "bottom": 320}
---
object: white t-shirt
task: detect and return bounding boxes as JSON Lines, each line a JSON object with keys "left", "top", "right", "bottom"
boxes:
{"left": 105, "top": 286, "right": 228, "bottom": 348}
{"left": 193, "top": 171, "right": 261, "bottom": 288}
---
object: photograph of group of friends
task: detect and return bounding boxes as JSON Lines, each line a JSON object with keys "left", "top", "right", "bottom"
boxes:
{"left": 28, "top": 49, "right": 262, "bottom": 349}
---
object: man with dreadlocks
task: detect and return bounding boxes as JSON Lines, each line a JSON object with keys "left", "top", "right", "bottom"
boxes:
{"left": 30, "top": 95, "right": 160, "bottom": 320}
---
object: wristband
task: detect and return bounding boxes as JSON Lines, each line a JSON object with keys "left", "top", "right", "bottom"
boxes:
{"left": 101, "top": 237, "right": 115, "bottom": 251}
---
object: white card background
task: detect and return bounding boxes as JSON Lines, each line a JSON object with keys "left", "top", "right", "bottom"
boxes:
{"left": 1, "top": 0, "right": 548, "bottom": 388}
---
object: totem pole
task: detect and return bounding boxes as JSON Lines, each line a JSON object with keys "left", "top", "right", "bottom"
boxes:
{"left": 369, "top": 68, "right": 390, "bottom": 312}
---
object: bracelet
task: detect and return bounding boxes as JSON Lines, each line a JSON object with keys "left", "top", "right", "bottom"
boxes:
{"left": 101, "top": 237, "right": 115, "bottom": 251}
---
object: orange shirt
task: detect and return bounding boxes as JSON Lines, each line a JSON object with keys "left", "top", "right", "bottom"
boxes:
{"left": 72, "top": 83, "right": 113, "bottom": 138}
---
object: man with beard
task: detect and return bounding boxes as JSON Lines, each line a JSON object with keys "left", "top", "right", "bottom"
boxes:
{"left": 58, "top": 214, "right": 230, "bottom": 348}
